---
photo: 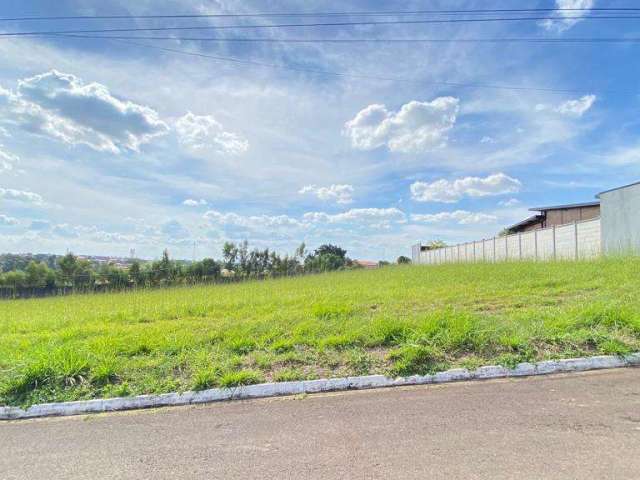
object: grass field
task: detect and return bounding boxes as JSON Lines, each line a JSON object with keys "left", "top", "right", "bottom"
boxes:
{"left": 1, "top": 258, "right": 640, "bottom": 407}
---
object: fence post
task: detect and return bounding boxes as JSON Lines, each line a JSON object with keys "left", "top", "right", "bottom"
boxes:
{"left": 534, "top": 230, "right": 538, "bottom": 261}
{"left": 505, "top": 235, "right": 509, "bottom": 260}
{"left": 518, "top": 233, "right": 522, "bottom": 260}
{"left": 493, "top": 237, "right": 496, "bottom": 262}
{"left": 574, "top": 221, "right": 579, "bottom": 260}
{"left": 552, "top": 225, "right": 557, "bottom": 261}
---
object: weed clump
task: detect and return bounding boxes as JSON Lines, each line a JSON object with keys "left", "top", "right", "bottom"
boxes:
{"left": 387, "top": 345, "right": 448, "bottom": 377}
{"left": 219, "top": 369, "right": 264, "bottom": 388}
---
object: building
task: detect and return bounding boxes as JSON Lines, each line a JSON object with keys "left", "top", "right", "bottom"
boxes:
{"left": 597, "top": 180, "right": 640, "bottom": 254}
{"left": 412, "top": 180, "right": 640, "bottom": 265}
{"left": 506, "top": 201, "right": 601, "bottom": 234}
{"left": 353, "top": 260, "right": 379, "bottom": 269}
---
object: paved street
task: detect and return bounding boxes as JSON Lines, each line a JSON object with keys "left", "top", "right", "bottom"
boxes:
{"left": 2, "top": 368, "right": 639, "bottom": 479}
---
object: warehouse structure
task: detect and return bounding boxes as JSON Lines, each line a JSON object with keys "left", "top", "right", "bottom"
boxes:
{"left": 412, "top": 181, "right": 640, "bottom": 264}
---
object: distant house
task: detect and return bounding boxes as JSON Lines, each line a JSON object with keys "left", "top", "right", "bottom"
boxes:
{"left": 354, "top": 260, "right": 378, "bottom": 269}
{"left": 506, "top": 201, "right": 601, "bottom": 234}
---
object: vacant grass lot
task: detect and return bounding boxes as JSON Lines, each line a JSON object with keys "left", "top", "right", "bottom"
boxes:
{"left": 1, "top": 258, "right": 640, "bottom": 407}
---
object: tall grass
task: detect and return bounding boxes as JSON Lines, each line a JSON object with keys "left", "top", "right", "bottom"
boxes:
{"left": 1, "top": 257, "right": 639, "bottom": 406}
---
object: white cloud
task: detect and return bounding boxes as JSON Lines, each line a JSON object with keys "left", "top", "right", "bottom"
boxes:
{"left": 410, "top": 173, "right": 522, "bottom": 203}
{"left": 344, "top": 97, "right": 459, "bottom": 153}
{"left": 0, "top": 214, "right": 18, "bottom": 226}
{"left": 0, "top": 187, "right": 44, "bottom": 205}
{"left": 0, "top": 145, "right": 19, "bottom": 172}
{"left": 303, "top": 207, "right": 406, "bottom": 228}
{"left": 183, "top": 198, "right": 207, "bottom": 207}
{"left": 299, "top": 184, "right": 354, "bottom": 204}
{"left": 535, "top": 95, "right": 596, "bottom": 117}
{"left": 0, "top": 70, "right": 169, "bottom": 153}
{"left": 204, "top": 210, "right": 303, "bottom": 230}
{"left": 480, "top": 136, "right": 496, "bottom": 144}
{"left": 498, "top": 198, "right": 521, "bottom": 207}
{"left": 540, "top": 0, "right": 595, "bottom": 32}
{"left": 175, "top": 112, "right": 248, "bottom": 155}
{"left": 555, "top": 95, "right": 596, "bottom": 117}
{"left": 411, "top": 210, "right": 498, "bottom": 225}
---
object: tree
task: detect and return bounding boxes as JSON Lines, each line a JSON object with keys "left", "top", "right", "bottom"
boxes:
{"left": 397, "top": 256, "right": 411, "bottom": 264}
{"left": 58, "top": 253, "right": 78, "bottom": 283}
{"left": 295, "top": 242, "right": 306, "bottom": 260}
{"left": 129, "top": 261, "right": 144, "bottom": 286}
{"left": 222, "top": 242, "right": 238, "bottom": 271}
{"left": 313, "top": 244, "right": 347, "bottom": 259}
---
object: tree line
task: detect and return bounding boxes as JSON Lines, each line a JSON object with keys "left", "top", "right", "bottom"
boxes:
{"left": 0, "top": 242, "right": 397, "bottom": 299}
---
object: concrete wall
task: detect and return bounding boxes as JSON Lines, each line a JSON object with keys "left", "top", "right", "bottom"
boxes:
{"left": 413, "top": 218, "right": 601, "bottom": 265}
{"left": 599, "top": 182, "right": 640, "bottom": 254}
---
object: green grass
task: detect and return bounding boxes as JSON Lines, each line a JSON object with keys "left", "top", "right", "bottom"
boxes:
{"left": 2, "top": 258, "right": 640, "bottom": 407}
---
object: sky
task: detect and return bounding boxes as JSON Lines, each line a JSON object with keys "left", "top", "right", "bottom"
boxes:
{"left": 0, "top": 0, "right": 639, "bottom": 261}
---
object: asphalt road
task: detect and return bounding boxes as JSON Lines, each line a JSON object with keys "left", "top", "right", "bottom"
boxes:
{"left": 2, "top": 368, "right": 640, "bottom": 479}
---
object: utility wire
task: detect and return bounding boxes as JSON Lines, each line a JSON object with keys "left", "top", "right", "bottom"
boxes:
{"left": 2, "top": 15, "right": 640, "bottom": 37}
{"left": 2, "top": 7, "right": 640, "bottom": 21}
{"left": 87, "top": 37, "right": 588, "bottom": 94}
{"left": 52, "top": 34, "right": 640, "bottom": 44}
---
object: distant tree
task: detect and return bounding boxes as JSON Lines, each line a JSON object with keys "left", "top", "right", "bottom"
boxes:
{"left": 58, "top": 253, "right": 78, "bottom": 282}
{"left": 397, "top": 256, "right": 411, "bottom": 264}
{"left": 313, "top": 244, "right": 347, "bottom": 259}
{"left": 295, "top": 242, "right": 306, "bottom": 260}
{"left": 222, "top": 242, "right": 238, "bottom": 271}
{"left": 378, "top": 260, "right": 391, "bottom": 267}
{"left": 1, "top": 270, "right": 27, "bottom": 289}
{"left": 128, "top": 261, "right": 144, "bottom": 286}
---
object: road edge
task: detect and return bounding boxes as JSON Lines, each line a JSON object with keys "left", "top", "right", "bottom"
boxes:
{"left": 2, "top": 353, "right": 639, "bottom": 420}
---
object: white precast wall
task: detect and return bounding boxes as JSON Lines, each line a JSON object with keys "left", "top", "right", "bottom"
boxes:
{"left": 413, "top": 218, "right": 601, "bottom": 265}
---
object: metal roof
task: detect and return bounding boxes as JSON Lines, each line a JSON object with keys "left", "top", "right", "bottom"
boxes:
{"left": 596, "top": 180, "right": 640, "bottom": 198}
{"left": 528, "top": 200, "right": 600, "bottom": 212}
{"left": 506, "top": 214, "right": 544, "bottom": 231}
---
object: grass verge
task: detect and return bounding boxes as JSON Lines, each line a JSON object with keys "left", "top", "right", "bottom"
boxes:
{"left": 1, "top": 258, "right": 640, "bottom": 407}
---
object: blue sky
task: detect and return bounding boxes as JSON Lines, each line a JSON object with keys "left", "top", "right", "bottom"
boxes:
{"left": 0, "top": 0, "right": 639, "bottom": 261}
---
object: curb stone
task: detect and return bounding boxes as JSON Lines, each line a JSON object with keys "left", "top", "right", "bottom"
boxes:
{"left": 1, "top": 352, "right": 639, "bottom": 420}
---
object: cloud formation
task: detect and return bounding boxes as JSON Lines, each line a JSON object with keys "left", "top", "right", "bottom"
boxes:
{"left": 303, "top": 208, "right": 406, "bottom": 228}
{"left": 175, "top": 112, "right": 248, "bottom": 155}
{"left": 204, "top": 210, "right": 303, "bottom": 230}
{"left": 555, "top": 95, "right": 596, "bottom": 117}
{"left": 344, "top": 98, "right": 459, "bottom": 153}
{"left": 410, "top": 173, "right": 522, "bottom": 203}
{"left": 540, "top": 0, "right": 595, "bottom": 32}
{"left": 0, "top": 145, "right": 18, "bottom": 172}
{"left": 411, "top": 210, "right": 498, "bottom": 225}
{"left": 0, "top": 187, "right": 44, "bottom": 205}
{"left": 0, "top": 214, "right": 18, "bottom": 226}
{"left": 299, "top": 184, "right": 354, "bottom": 204}
{"left": 535, "top": 94, "right": 596, "bottom": 117}
{"left": 183, "top": 198, "right": 207, "bottom": 207}
{"left": 0, "top": 70, "right": 169, "bottom": 153}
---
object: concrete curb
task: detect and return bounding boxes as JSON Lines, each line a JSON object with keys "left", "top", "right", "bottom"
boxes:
{"left": 2, "top": 352, "right": 639, "bottom": 420}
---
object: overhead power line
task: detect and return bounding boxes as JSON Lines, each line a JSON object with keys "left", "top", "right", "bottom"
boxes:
{"left": 1, "top": 7, "right": 640, "bottom": 22}
{"left": 2, "top": 15, "right": 640, "bottom": 37}
{"left": 90, "top": 38, "right": 588, "bottom": 94}
{"left": 53, "top": 34, "right": 640, "bottom": 45}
